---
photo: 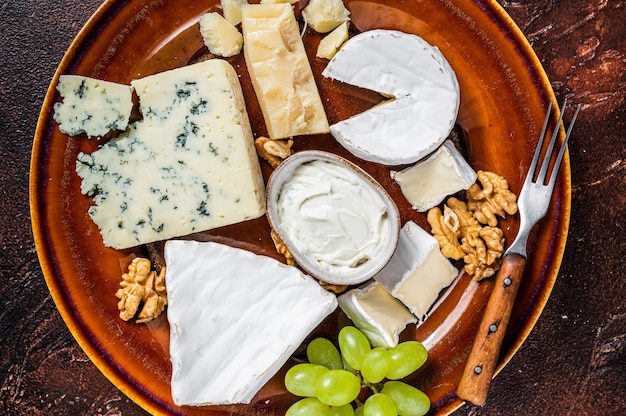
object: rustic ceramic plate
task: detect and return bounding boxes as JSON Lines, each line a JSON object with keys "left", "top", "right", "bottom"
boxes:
{"left": 30, "top": 0, "right": 570, "bottom": 415}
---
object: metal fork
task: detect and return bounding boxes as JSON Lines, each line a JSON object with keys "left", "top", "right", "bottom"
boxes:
{"left": 456, "top": 99, "right": 581, "bottom": 406}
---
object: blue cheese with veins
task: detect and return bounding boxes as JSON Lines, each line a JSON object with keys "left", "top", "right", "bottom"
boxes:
{"left": 76, "top": 59, "right": 265, "bottom": 249}
{"left": 53, "top": 75, "right": 133, "bottom": 137}
{"left": 323, "top": 30, "right": 460, "bottom": 165}
{"left": 165, "top": 240, "right": 338, "bottom": 406}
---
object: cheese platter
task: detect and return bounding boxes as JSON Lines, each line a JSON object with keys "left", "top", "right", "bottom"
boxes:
{"left": 30, "top": 0, "right": 571, "bottom": 414}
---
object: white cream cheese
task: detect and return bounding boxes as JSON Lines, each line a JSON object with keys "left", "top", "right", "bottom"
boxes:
{"left": 276, "top": 159, "right": 390, "bottom": 275}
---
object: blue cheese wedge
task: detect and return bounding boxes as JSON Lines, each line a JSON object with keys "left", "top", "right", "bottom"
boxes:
{"left": 76, "top": 59, "right": 265, "bottom": 249}
{"left": 338, "top": 280, "right": 416, "bottom": 348}
{"left": 323, "top": 30, "right": 460, "bottom": 165}
{"left": 53, "top": 75, "right": 133, "bottom": 138}
{"left": 392, "top": 140, "right": 477, "bottom": 212}
{"left": 374, "top": 221, "right": 458, "bottom": 319}
{"left": 241, "top": 3, "right": 330, "bottom": 139}
{"left": 165, "top": 240, "right": 338, "bottom": 406}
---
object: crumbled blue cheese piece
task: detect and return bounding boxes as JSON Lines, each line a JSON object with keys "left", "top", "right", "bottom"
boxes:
{"left": 165, "top": 240, "right": 338, "bottom": 406}
{"left": 53, "top": 75, "right": 133, "bottom": 138}
{"left": 76, "top": 59, "right": 265, "bottom": 249}
{"left": 392, "top": 140, "right": 477, "bottom": 212}
{"left": 374, "top": 221, "right": 459, "bottom": 319}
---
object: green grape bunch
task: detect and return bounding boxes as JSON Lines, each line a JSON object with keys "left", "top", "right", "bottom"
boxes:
{"left": 285, "top": 326, "right": 430, "bottom": 416}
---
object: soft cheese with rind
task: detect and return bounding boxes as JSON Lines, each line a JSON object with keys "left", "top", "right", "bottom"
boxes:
{"left": 392, "top": 140, "right": 477, "bottom": 212}
{"left": 374, "top": 221, "right": 458, "bottom": 319}
{"left": 76, "top": 59, "right": 265, "bottom": 249}
{"left": 242, "top": 3, "right": 329, "bottom": 139}
{"left": 165, "top": 240, "right": 338, "bottom": 406}
{"left": 53, "top": 75, "right": 133, "bottom": 137}
{"left": 323, "top": 30, "right": 460, "bottom": 165}
{"left": 338, "top": 280, "right": 416, "bottom": 348}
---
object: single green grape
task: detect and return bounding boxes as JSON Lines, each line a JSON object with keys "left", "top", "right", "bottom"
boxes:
{"left": 361, "top": 347, "right": 391, "bottom": 383}
{"left": 329, "top": 403, "right": 355, "bottom": 416}
{"left": 338, "top": 326, "right": 371, "bottom": 370}
{"left": 286, "top": 397, "right": 330, "bottom": 416}
{"left": 363, "top": 393, "right": 398, "bottom": 416}
{"left": 380, "top": 381, "right": 430, "bottom": 416}
{"left": 355, "top": 405, "right": 365, "bottom": 416}
{"left": 386, "top": 341, "right": 428, "bottom": 380}
{"left": 285, "top": 363, "right": 330, "bottom": 397}
{"left": 316, "top": 369, "right": 362, "bottom": 407}
{"left": 307, "top": 337, "right": 344, "bottom": 370}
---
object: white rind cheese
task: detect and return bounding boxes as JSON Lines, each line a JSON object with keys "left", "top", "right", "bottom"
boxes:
{"left": 76, "top": 59, "right": 265, "bottom": 249}
{"left": 53, "top": 75, "right": 133, "bottom": 138}
{"left": 199, "top": 12, "right": 243, "bottom": 57}
{"left": 392, "top": 140, "right": 477, "bottom": 212}
{"left": 374, "top": 221, "right": 458, "bottom": 319}
{"left": 338, "top": 280, "right": 416, "bottom": 348}
{"left": 165, "top": 240, "right": 338, "bottom": 406}
{"left": 323, "top": 30, "right": 460, "bottom": 165}
{"left": 241, "top": 3, "right": 330, "bottom": 139}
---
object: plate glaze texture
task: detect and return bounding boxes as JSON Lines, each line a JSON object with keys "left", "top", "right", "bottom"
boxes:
{"left": 30, "top": 0, "right": 570, "bottom": 415}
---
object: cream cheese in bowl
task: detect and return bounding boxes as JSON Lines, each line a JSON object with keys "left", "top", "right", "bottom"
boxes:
{"left": 267, "top": 150, "right": 400, "bottom": 286}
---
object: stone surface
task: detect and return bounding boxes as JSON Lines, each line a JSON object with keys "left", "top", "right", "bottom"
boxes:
{"left": 1, "top": 0, "right": 624, "bottom": 415}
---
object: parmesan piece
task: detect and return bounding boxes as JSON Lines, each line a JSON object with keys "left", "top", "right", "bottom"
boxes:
{"left": 241, "top": 3, "right": 330, "bottom": 139}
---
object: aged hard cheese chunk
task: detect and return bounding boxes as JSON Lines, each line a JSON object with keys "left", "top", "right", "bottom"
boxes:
{"left": 392, "top": 140, "right": 477, "bottom": 212}
{"left": 338, "top": 280, "right": 416, "bottom": 348}
{"left": 323, "top": 30, "right": 460, "bottom": 165}
{"left": 374, "top": 221, "right": 458, "bottom": 319}
{"left": 165, "top": 240, "right": 338, "bottom": 406}
{"left": 221, "top": 0, "right": 248, "bottom": 26}
{"left": 316, "top": 21, "right": 349, "bottom": 59}
{"left": 53, "top": 75, "right": 133, "bottom": 137}
{"left": 302, "top": 0, "right": 350, "bottom": 33}
{"left": 242, "top": 3, "right": 329, "bottom": 139}
{"left": 199, "top": 12, "right": 243, "bottom": 57}
{"left": 76, "top": 59, "right": 265, "bottom": 249}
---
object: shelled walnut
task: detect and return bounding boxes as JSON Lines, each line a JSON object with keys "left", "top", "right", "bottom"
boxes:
{"left": 116, "top": 257, "right": 167, "bottom": 324}
{"left": 270, "top": 229, "right": 296, "bottom": 266}
{"left": 467, "top": 170, "right": 518, "bottom": 226}
{"left": 427, "top": 174, "right": 514, "bottom": 282}
{"left": 255, "top": 136, "right": 294, "bottom": 168}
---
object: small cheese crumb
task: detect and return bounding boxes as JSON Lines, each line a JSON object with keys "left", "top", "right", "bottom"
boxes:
{"left": 199, "top": 12, "right": 243, "bottom": 57}
{"left": 302, "top": 0, "right": 350, "bottom": 33}
{"left": 316, "top": 21, "right": 349, "bottom": 59}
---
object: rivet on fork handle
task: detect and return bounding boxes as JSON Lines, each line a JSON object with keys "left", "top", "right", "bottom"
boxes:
{"left": 456, "top": 253, "right": 526, "bottom": 405}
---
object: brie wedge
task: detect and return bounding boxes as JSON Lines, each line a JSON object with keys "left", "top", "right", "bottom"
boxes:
{"left": 374, "top": 221, "right": 458, "bottom": 319}
{"left": 323, "top": 30, "right": 460, "bottom": 165}
{"left": 165, "top": 240, "right": 338, "bottom": 406}
{"left": 338, "top": 280, "right": 416, "bottom": 348}
{"left": 392, "top": 140, "right": 477, "bottom": 212}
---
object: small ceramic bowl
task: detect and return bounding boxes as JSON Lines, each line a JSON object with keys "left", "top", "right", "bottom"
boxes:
{"left": 266, "top": 150, "right": 401, "bottom": 286}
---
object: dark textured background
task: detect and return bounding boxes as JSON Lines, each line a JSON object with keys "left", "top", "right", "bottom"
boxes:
{"left": 1, "top": 0, "right": 625, "bottom": 415}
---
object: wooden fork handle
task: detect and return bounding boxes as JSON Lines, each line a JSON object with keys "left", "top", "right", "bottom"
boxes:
{"left": 456, "top": 253, "right": 527, "bottom": 405}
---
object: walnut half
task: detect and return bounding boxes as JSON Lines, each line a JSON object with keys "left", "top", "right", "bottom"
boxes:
{"left": 115, "top": 257, "right": 167, "bottom": 324}
{"left": 467, "top": 170, "right": 518, "bottom": 226}
{"left": 427, "top": 182, "right": 512, "bottom": 282}
{"left": 255, "top": 136, "right": 294, "bottom": 168}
